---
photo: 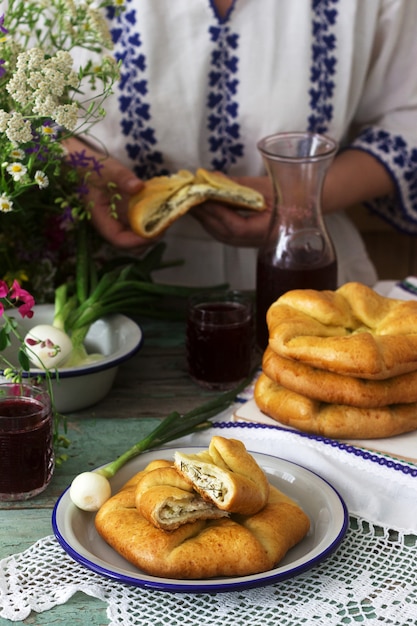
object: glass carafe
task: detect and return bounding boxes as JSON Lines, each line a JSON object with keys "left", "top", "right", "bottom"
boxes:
{"left": 256, "top": 132, "right": 338, "bottom": 350}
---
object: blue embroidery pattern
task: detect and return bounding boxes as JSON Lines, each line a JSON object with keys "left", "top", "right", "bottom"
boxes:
{"left": 307, "top": 0, "right": 417, "bottom": 228}
{"left": 106, "top": 3, "right": 242, "bottom": 176}
{"left": 106, "top": 3, "right": 166, "bottom": 179}
{"left": 308, "top": 0, "right": 338, "bottom": 133}
{"left": 206, "top": 23, "right": 243, "bottom": 171}
{"left": 354, "top": 127, "right": 417, "bottom": 233}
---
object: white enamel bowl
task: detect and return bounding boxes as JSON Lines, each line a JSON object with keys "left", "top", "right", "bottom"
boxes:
{"left": 1, "top": 305, "right": 143, "bottom": 413}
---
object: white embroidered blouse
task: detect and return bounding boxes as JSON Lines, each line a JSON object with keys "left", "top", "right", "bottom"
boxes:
{"left": 89, "top": 0, "right": 417, "bottom": 288}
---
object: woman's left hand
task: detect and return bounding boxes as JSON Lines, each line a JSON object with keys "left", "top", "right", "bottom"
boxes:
{"left": 191, "top": 175, "right": 273, "bottom": 247}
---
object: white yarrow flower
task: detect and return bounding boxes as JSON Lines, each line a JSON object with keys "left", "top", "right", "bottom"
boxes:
{"left": 54, "top": 102, "right": 79, "bottom": 130}
{"left": 87, "top": 8, "right": 114, "bottom": 48}
{"left": 6, "top": 112, "right": 33, "bottom": 144}
{"left": 33, "top": 93, "right": 56, "bottom": 117}
{"left": 0, "top": 110, "right": 11, "bottom": 132}
{"left": 63, "top": 0, "right": 77, "bottom": 18}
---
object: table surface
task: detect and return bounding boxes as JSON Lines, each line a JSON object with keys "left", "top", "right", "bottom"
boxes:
{"left": 1, "top": 303, "right": 416, "bottom": 626}
{"left": 0, "top": 317, "right": 227, "bottom": 625}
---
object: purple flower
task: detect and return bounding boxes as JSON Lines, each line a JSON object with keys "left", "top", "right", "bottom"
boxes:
{"left": 66, "top": 150, "right": 104, "bottom": 175}
{"left": 0, "top": 60, "right": 5, "bottom": 79}
{"left": 0, "top": 15, "right": 8, "bottom": 34}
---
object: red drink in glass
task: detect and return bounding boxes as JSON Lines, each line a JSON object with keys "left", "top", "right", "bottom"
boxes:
{"left": 186, "top": 293, "right": 253, "bottom": 390}
{"left": 0, "top": 385, "right": 54, "bottom": 501}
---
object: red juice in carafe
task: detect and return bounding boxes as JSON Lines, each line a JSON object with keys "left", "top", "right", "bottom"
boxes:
{"left": 255, "top": 131, "right": 339, "bottom": 351}
{"left": 0, "top": 397, "right": 54, "bottom": 498}
{"left": 256, "top": 256, "right": 338, "bottom": 350}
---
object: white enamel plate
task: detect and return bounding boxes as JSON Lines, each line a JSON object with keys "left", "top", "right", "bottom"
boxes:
{"left": 52, "top": 447, "right": 348, "bottom": 593}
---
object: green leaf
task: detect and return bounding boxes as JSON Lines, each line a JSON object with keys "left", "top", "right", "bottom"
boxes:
{"left": 18, "top": 348, "right": 31, "bottom": 372}
{"left": 0, "top": 327, "right": 11, "bottom": 351}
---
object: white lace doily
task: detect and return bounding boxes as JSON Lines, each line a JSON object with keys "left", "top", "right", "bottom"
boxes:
{"left": 1, "top": 517, "right": 416, "bottom": 625}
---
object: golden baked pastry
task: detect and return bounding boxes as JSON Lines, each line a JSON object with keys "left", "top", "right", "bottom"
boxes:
{"left": 95, "top": 458, "right": 310, "bottom": 579}
{"left": 267, "top": 282, "right": 417, "bottom": 380}
{"left": 262, "top": 346, "right": 417, "bottom": 408}
{"left": 174, "top": 436, "right": 269, "bottom": 515}
{"left": 128, "top": 167, "right": 266, "bottom": 238}
{"left": 135, "top": 460, "right": 229, "bottom": 531}
{"left": 254, "top": 372, "right": 417, "bottom": 439}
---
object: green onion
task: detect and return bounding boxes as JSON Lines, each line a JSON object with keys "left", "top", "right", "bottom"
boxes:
{"left": 95, "top": 374, "right": 252, "bottom": 479}
{"left": 47, "top": 221, "right": 228, "bottom": 367}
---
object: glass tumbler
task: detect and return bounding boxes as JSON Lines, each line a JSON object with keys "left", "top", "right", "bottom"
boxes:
{"left": 186, "top": 290, "right": 254, "bottom": 390}
{"left": 0, "top": 382, "right": 54, "bottom": 501}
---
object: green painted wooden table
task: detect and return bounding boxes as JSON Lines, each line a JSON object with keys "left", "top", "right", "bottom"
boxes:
{"left": 2, "top": 312, "right": 417, "bottom": 625}
{"left": 0, "top": 317, "right": 219, "bottom": 625}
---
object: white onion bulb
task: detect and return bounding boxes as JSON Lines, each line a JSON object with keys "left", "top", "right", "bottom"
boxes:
{"left": 69, "top": 472, "right": 112, "bottom": 512}
{"left": 24, "top": 324, "right": 73, "bottom": 368}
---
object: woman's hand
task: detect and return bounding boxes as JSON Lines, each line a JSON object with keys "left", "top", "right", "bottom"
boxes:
{"left": 65, "top": 137, "right": 150, "bottom": 249}
{"left": 191, "top": 175, "right": 274, "bottom": 247}
{"left": 192, "top": 151, "right": 395, "bottom": 248}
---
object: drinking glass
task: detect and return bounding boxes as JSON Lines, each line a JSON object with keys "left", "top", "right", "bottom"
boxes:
{"left": 0, "top": 382, "right": 54, "bottom": 501}
{"left": 186, "top": 290, "right": 254, "bottom": 390}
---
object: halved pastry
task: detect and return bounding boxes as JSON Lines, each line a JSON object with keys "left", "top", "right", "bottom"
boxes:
{"left": 192, "top": 168, "right": 266, "bottom": 210}
{"left": 174, "top": 436, "right": 269, "bottom": 515}
{"left": 135, "top": 461, "right": 229, "bottom": 530}
{"left": 128, "top": 168, "right": 265, "bottom": 238}
{"left": 128, "top": 169, "right": 195, "bottom": 238}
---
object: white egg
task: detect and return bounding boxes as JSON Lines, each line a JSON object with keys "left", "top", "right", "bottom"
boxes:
{"left": 24, "top": 324, "right": 73, "bottom": 369}
{"left": 69, "top": 472, "right": 112, "bottom": 512}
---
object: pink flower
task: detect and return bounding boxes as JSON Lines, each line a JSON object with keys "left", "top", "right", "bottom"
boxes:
{"left": 9, "top": 280, "right": 35, "bottom": 318}
{"left": 0, "top": 280, "right": 9, "bottom": 317}
{"left": 18, "top": 301, "right": 35, "bottom": 318}
{"left": 0, "top": 280, "right": 8, "bottom": 298}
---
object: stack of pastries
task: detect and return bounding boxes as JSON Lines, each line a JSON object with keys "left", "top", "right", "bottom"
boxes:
{"left": 95, "top": 436, "right": 310, "bottom": 579}
{"left": 254, "top": 282, "right": 417, "bottom": 439}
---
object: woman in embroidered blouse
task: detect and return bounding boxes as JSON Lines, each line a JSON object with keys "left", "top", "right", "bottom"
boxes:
{"left": 69, "top": 0, "right": 417, "bottom": 289}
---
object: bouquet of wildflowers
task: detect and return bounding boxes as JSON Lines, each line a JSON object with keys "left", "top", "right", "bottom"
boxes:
{"left": 0, "top": 1, "right": 230, "bottom": 468}
{"left": 0, "top": 0, "right": 121, "bottom": 300}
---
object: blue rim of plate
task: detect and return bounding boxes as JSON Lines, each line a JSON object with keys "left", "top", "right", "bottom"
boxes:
{"left": 52, "top": 449, "right": 349, "bottom": 593}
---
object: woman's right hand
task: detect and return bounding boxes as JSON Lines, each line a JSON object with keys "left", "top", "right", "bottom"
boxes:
{"left": 65, "top": 137, "right": 151, "bottom": 249}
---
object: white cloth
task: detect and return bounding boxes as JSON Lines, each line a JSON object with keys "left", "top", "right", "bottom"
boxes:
{"left": 385, "top": 276, "right": 417, "bottom": 300}
{"left": 86, "top": 0, "right": 417, "bottom": 288}
{"left": 181, "top": 420, "right": 417, "bottom": 534}
{"left": 1, "top": 522, "right": 417, "bottom": 625}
